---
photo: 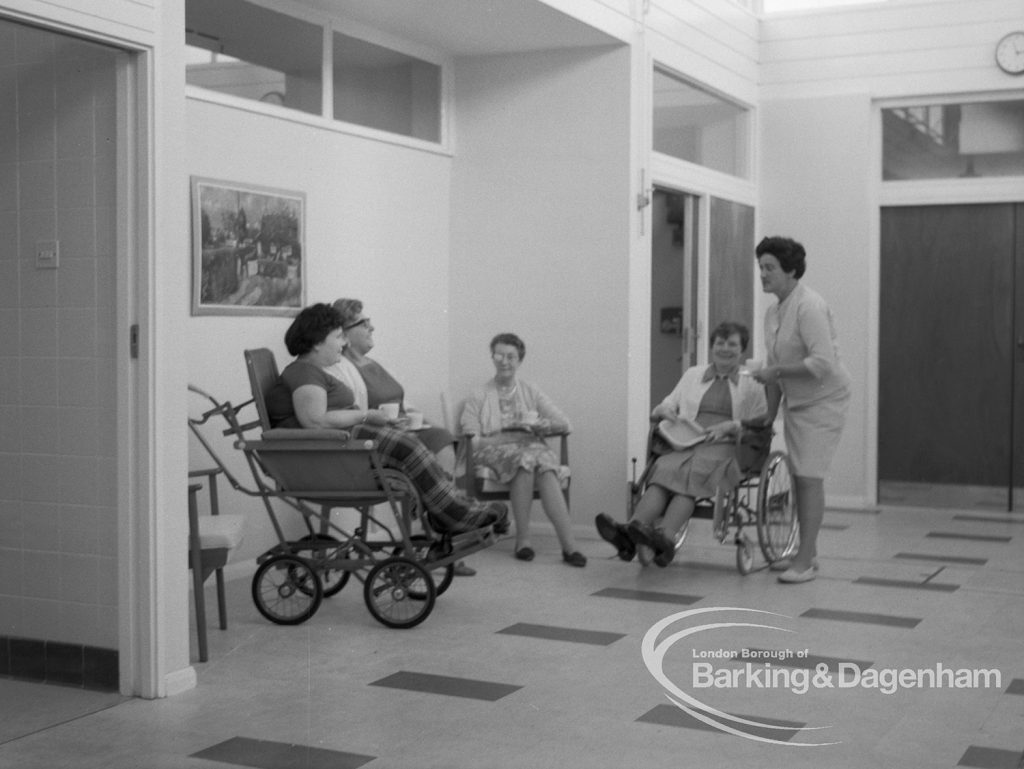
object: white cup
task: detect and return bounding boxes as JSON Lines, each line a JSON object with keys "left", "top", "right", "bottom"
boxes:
{"left": 522, "top": 410, "right": 539, "bottom": 425}
{"left": 380, "top": 403, "right": 400, "bottom": 420}
{"left": 406, "top": 411, "right": 424, "bottom": 430}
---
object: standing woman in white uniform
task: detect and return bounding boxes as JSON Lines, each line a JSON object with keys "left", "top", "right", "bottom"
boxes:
{"left": 753, "top": 236, "right": 851, "bottom": 584}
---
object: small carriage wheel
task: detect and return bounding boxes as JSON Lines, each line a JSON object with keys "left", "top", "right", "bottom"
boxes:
{"left": 251, "top": 554, "right": 322, "bottom": 626}
{"left": 364, "top": 557, "right": 436, "bottom": 629}
{"left": 392, "top": 537, "right": 455, "bottom": 597}
{"left": 755, "top": 451, "right": 799, "bottom": 564}
{"left": 735, "top": 538, "right": 754, "bottom": 574}
{"left": 297, "top": 534, "right": 351, "bottom": 597}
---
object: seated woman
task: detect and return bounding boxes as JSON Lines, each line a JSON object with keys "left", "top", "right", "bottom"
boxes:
{"left": 595, "top": 321, "right": 766, "bottom": 567}
{"left": 327, "top": 298, "right": 457, "bottom": 473}
{"left": 460, "top": 333, "right": 586, "bottom": 567}
{"left": 277, "top": 303, "right": 507, "bottom": 535}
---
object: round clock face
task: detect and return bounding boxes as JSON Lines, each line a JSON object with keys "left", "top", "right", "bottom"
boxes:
{"left": 996, "top": 31, "right": 1024, "bottom": 74}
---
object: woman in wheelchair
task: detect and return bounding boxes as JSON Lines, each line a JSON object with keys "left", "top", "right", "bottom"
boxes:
{"left": 274, "top": 303, "right": 508, "bottom": 535}
{"left": 460, "top": 333, "right": 586, "bottom": 567}
{"left": 595, "top": 321, "right": 766, "bottom": 566}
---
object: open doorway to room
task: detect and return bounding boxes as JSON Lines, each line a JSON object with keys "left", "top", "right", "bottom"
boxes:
{"left": 0, "top": 16, "right": 138, "bottom": 733}
{"left": 649, "top": 187, "right": 698, "bottom": 409}
{"left": 648, "top": 189, "right": 756, "bottom": 410}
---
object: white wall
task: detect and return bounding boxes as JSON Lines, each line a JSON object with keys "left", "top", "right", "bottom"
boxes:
{"left": 186, "top": 100, "right": 455, "bottom": 563}
{"left": 449, "top": 44, "right": 633, "bottom": 523}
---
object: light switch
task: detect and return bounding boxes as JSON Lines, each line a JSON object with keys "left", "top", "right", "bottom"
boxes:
{"left": 36, "top": 240, "right": 59, "bottom": 269}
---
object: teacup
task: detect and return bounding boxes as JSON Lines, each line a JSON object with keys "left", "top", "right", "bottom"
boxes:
{"left": 380, "top": 403, "right": 400, "bottom": 420}
{"left": 522, "top": 410, "right": 539, "bottom": 425}
{"left": 406, "top": 411, "right": 424, "bottom": 430}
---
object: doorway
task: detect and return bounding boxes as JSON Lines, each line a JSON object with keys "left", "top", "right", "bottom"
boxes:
{"left": 650, "top": 188, "right": 698, "bottom": 408}
{"left": 0, "top": 17, "right": 131, "bottom": 702}
{"left": 879, "top": 203, "right": 1024, "bottom": 511}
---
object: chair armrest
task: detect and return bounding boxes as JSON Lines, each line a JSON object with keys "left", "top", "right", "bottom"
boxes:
{"left": 261, "top": 427, "right": 352, "bottom": 441}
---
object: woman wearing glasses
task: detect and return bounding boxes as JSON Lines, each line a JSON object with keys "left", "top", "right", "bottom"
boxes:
{"left": 328, "top": 298, "right": 457, "bottom": 469}
{"left": 460, "top": 333, "right": 586, "bottom": 567}
{"left": 326, "top": 298, "right": 476, "bottom": 576}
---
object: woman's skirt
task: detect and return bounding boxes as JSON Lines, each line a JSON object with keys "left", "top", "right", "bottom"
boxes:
{"left": 647, "top": 440, "right": 742, "bottom": 499}
{"left": 783, "top": 391, "right": 850, "bottom": 478}
{"left": 474, "top": 434, "right": 569, "bottom": 484}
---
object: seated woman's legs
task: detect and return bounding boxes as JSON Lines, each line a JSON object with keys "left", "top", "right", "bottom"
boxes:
{"left": 536, "top": 469, "right": 583, "bottom": 563}
{"left": 508, "top": 468, "right": 535, "bottom": 553}
{"left": 625, "top": 484, "right": 677, "bottom": 562}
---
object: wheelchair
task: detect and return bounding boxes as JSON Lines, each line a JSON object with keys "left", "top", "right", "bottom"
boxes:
{"left": 627, "top": 420, "right": 798, "bottom": 574}
{"left": 187, "top": 351, "right": 502, "bottom": 630}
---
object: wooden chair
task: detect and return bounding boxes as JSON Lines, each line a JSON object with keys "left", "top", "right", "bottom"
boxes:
{"left": 444, "top": 394, "right": 571, "bottom": 510}
{"left": 188, "top": 467, "right": 245, "bottom": 663}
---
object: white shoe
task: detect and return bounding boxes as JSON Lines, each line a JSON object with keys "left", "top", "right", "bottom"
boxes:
{"left": 777, "top": 565, "right": 817, "bottom": 583}
{"left": 770, "top": 558, "right": 818, "bottom": 573}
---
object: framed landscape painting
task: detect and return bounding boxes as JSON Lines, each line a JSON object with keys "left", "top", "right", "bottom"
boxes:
{"left": 191, "top": 177, "right": 306, "bottom": 316}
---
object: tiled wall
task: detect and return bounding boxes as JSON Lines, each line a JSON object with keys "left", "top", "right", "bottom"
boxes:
{"left": 0, "top": 20, "right": 119, "bottom": 650}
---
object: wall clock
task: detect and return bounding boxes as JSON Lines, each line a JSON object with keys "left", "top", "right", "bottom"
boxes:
{"left": 995, "top": 31, "right": 1024, "bottom": 75}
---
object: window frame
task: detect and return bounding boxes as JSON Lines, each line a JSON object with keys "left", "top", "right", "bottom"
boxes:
{"left": 184, "top": 0, "right": 453, "bottom": 155}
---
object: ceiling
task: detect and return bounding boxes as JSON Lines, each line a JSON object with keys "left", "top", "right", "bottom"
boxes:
{"left": 298, "top": 0, "right": 622, "bottom": 56}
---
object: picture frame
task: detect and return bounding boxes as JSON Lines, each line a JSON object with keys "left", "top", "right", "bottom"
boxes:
{"left": 191, "top": 177, "right": 306, "bottom": 316}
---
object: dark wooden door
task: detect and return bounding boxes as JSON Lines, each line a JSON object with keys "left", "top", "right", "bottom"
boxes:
{"left": 879, "top": 204, "right": 1021, "bottom": 510}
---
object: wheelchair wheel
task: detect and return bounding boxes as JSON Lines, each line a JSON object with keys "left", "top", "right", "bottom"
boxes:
{"left": 364, "top": 557, "right": 435, "bottom": 629}
{"left": 735, "top": 538, "right": 754, "bottom": 575}
{"left": 252, "top": 554, "right": 322, "bottom": 625}
{"left": 756, "top": 451, "right": 799, "bottom": 563}
{"left": 392, "top": 537, "right": 454, "bottom": 598}
{"left": 297, "top": 534, "right": 351, "bottom": 597}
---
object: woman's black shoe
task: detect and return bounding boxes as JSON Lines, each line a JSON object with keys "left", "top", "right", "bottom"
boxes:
{"left": 594, "top": 513, "right": 636, "bottom": 562}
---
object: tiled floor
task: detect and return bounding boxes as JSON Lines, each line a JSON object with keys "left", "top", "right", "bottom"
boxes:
{"left": 2, "top": 504, "right": 1022, "bottom": 769}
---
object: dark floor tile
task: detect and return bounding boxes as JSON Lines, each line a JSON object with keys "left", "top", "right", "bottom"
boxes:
{"left": 369, "top": 671, "right": 521, "bottom": 701}
{"left": 82, "top": 646, "right": 118, "bottom": 691}
{"left": 591, "top": 587, "right": 702, "bottom": 605}
{"left": 926, "top": 531, "right": 1012, "bottom": 543}
{"left": 496, "top": 622, "right": 625, "bottom": 646}
{"left": 957, "top": 745, "right": 1024, "bottom": 769}
{"left": 9, "top": 637, "right": 46, "bottom": 681}
{"left": 637, "top": 703, "right": 807, "bottom": 742}
{"left": 44, "top": 641, "right": 83, "bottom": 687}
{"left": 953, "top": 514, "right": 1024, "bottom": 525}
{"left": 894, "top": 552, "right": 987, "bottom": 566}
{"left": 800, "top": 608, "right": 921, "bottom": 629}
{"left": 190, "top": 737, "right": 375, "bottom": 769}
{"left": 854, "top": 576, "right": 959, "bottom": 592}
{"left": 1005, "top": 678, "right": 1024, "bottom": 695}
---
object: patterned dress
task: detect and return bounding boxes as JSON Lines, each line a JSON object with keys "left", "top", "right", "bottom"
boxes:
{"left": 460, "top": 379, "right": 570, "bottom": 485}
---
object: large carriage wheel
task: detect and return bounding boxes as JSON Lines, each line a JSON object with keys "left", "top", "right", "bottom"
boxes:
{"left": 364, "top": 557, "right": 436, "bottom": 629}
{"left": 252, "top": 554, "right": 322, "bottom": 625}
{"left": 755, "top": 451, "right": 799, "bottom": 563}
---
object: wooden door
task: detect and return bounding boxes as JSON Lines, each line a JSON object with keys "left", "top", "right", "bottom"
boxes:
{"left": 879, "top": 204, "right": 1018, "bottom": 510}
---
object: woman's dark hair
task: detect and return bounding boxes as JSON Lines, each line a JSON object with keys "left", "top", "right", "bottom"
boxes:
{"left": 490, "top": 332, "right": 526, "bottom": 360}
{"left": 709, "top": 321, "right": 750, "bottom": 352}
{"left": 756, "top": 236, "right": 806, "bottom": 279}
{"left": 284, "top": 303, "right": 344, "bottom": 356}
